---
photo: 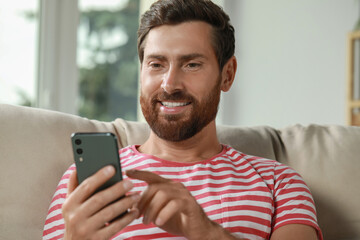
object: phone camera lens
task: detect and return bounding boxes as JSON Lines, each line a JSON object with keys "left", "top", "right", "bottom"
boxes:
{"left": 75, "top": 139, "right": 82, "bottom": 145}
{"left": 77, "top": 148, "right": 83, "bottom": 154}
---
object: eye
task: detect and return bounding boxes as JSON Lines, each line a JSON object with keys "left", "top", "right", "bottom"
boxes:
{"left": 185, "top": 62, "right": 202, "bottom": 70}
{"left": 148, "top": 62, "right": 163, "bottom": 70}
{"left": 188, "top": 63, "right": 200, "bottom": 68}
{"left": 150, "top": 63, "right": 161, "bottom": 68}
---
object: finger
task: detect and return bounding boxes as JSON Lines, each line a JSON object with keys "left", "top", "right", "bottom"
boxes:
{"left": 72, "top": 165, "right": 115, "bottom": 203}
{"left": 136, "top": 185, "right": 159, "bottom": 216}
{"left": 90, "top": 193, "right": 141, "bottom": 229}
{"left": 142, "top": 190, "right": 168, "bottom": 225}
{"left": 67, "top": 170, "right": 79, "bottom": 196}
{"left": 126, "top": 169, "right": 169, "bottom": 184}
{"left": 98, "top": 208, "right": 140, "bottom": 239}
{"left": 81, "top": 179, "right": 134, "bottom": 217}
{"left": 155, "top": 200, "right": 181, "bottom": 226}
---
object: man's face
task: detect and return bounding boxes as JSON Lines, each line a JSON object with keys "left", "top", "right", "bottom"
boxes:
{"left": 140, "top": 21, "right": 222, "bottom": 142}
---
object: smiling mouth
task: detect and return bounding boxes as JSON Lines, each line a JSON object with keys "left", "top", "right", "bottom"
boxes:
{"left": 161, "top": 101, "right": 191, "bottom": 107}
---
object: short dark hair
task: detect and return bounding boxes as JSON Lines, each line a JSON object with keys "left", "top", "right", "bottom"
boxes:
{"left": 137, "top": 0, "right": 235, "bottom": 70}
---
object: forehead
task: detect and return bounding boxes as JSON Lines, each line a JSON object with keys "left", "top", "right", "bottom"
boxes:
{"left": 143, "top": 21, "right": 216, "bottom": 59}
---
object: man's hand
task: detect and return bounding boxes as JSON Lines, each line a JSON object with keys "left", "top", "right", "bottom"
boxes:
{"left": 62, "top": 166, "right": 140, "bottom": 240}
{"left": 126, "top": 169, "right": 237, "bottom": 240}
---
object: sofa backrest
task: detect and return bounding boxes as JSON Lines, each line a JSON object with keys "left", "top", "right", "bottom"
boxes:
{"left": 0, "top": 104, "right": 359, "bottom": 239}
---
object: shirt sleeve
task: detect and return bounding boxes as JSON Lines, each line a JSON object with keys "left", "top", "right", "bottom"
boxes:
{"left": 43, "top": 164, "right": 75, "bottom": 240}
{"left": 272, "top": 163, "right": 323, "bottom": 239}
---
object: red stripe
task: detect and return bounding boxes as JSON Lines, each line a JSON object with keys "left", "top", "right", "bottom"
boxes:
{"left": 226, "top": 226, "right": 269, "bottom": 239}
{"left": 227, "top": 214, "right": 271, "bottom": 227}
{"left": 50, "top": 193, "right": 67, "bottom": 203}
{"left": 120, "top": 232, "right": 176, "bottom": 240}
{"left": 277, "top": 179, "right": 310, "bottom": 189}
{"left": 44, "top": 213, "right": 64, "bottom": 227}
{"left": 276, "top": 186, "right": 312, "bottom": 197}
{"left": 47, "top": 204, "right": 63, "bottom": 219}
{"left": 276, "top": 203, "right": 317, "bottom": 218}
{"left": 196, "top": 190, "right": 273, "bottom": 203}
{"left": 118, "top": 222, "right": 158, "bottom": 234}
{"left": 43, "top": 223, "right": 65, "bottom": 237}
{"left": 123, "top": 158, "right": 253, "bottom": 173}
{"left": 54, "top": 183, "right": 68, "bottom": 193}
{"left": 275, "top": 192, "right": 314, "bottom": 206}
{"left": 275, "top": 213, "right": 316, "bottom": 225}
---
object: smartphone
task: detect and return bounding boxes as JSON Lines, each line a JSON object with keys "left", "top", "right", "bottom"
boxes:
{"left": 71, "top": 132, "right": 123, "bottom": 193}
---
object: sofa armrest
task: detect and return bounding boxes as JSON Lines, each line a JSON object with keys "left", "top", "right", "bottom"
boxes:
{"left": 0, "top": 104, "right": 116, "bottom": 239}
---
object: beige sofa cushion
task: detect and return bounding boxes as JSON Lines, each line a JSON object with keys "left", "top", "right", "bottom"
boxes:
{"left": 0, "top": 104, "right": 359, "bottom": 240}
{"left": 278, "top": 125, "right": 360, "bottom": 238}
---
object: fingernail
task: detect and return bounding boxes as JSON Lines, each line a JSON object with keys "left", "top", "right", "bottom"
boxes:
{"left": 131, "top": 194, "right": 141, "bottom": 201}
{"left": 123, "top": 180, "right": 133, "bottom": 190}
{"left": 155, "top": 217, "right": 163, "bottom": 226}
{"left": 126, "top": 169, "right": 136, "bottom": 175}
{"left": 104, "top": 166, "right": 115, "bottom": 176}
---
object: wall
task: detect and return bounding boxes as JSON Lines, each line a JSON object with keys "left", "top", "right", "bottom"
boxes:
{"left": 218, "top": 0, "right": 358, "bottom": 128}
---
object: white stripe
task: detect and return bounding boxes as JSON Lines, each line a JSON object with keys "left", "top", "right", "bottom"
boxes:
{"left": 43, "top": 229, "right": 64, "bottom": 240}
{"left": 43, "top": 218, "right": 65, "bottom": 232}
{"left": 276, "top": 204, "right": 317, "bottom": 220}
{"left": 123, "top": 158, "right": 252, "bottom": 171}
{"left": 275, "top": 190, "right": 313, "bottom": 202}
{"left": 274, "top": 175, "right": 304, "bottom": 190}
{"left": 119, "top": 221, "right": 164, "bottom": 239}
{"left": 233, "top": 232, "right": 266, "bottom": 240}
{"left": 226, "top": 209, "right": 271, "bottom": 222}
{"left": 195, "top": 191, "right": 272, "bottom": 205}
{"left": 226, "top": 219, "right": 272, "bottom": 233}
{"left": 58, "top": 177, "right": 70, "bottom": 186}
{"left": 275, "top": 182, "right": 310, "bottom": 196}
{"left": 120, "top": 148, "right": 132, "bottom": 158}
{"left": 188, "top": 183, "right": 272, "bottom": 196}
{"left": 224, "top": 198, "right": 273, "bottom": 209}
{"left": 45, "top": 208, "right": 63, "bottom": 223}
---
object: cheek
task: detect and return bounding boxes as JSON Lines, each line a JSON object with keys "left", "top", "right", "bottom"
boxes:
{"left": 186, "top": 75, "right": 217, "bottom": 97}
{"left": 140, "top": 71, "right": 161, "bottom": 97}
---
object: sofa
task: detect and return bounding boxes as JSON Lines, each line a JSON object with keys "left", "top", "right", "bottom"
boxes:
{"left": 0, "top": 103, "right": 359, "bottom": 240}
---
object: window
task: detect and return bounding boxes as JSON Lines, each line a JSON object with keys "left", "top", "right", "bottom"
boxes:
{"left": 0, "top": 0, "right": 39, "bottom": 106}
{"left": 77, "top": 0, "right": 140, "bottom": 121}
{"left": 1, "top": 0, "right": 227, "bottom": 124}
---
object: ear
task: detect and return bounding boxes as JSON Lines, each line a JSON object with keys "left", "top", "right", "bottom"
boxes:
{"left": 220, "top": 56, "right": 237, "bottom": 92}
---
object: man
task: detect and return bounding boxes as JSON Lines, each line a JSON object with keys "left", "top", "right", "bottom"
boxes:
{"left": 43, "top": 0, "right": 322, "bottom": 239}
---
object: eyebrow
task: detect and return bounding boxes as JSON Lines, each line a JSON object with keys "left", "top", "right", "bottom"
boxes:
{"left": 145, "top": 53, "right": 207, "bottom": 62}
{"left": 179, "top": 53, "right": 207, "bottom": 62}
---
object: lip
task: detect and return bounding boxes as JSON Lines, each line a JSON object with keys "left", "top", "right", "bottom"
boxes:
{"left": 158, "top": 101, "right": 191, "bottom": 114}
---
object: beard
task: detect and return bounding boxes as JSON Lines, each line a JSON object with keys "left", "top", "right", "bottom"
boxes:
{"left": 140, "top": 79, "right": 221, "bottom": 142}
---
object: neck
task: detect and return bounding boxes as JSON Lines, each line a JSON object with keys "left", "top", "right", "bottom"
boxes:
{"left": 138, "top": 121, "right": 222, "bottom": 163}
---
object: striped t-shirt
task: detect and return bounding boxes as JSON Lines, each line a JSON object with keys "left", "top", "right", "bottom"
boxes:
{"left": 43, "top": 145, "right": 322, "bottom": 240}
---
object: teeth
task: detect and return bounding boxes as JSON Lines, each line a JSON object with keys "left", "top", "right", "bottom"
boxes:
{"left": 161, "top": 102, "right": 189, "bottom": 107}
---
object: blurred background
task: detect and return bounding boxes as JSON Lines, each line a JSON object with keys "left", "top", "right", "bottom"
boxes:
{"left": 0, "top": 0, "right": 359, "bottom": 128}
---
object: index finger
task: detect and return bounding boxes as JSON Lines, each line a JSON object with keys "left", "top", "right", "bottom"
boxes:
{"left": 126, "top": 169, "right": 169, "bottom": 184}
{"left": 67, "top": 169, "right": 79, "bottom": 197}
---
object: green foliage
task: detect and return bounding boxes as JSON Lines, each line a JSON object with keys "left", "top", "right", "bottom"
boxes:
{"left": 16, "top": 88, "right": 35, "bottom": 107}
{"left": 78, "top": 0, "right": 140, "bottom": 121}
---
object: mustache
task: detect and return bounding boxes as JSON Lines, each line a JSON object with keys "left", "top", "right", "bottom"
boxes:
{"left": 154, "top": 91, "right": 195, "bottom": 102}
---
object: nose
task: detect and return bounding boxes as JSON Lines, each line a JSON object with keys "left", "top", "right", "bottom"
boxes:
{"left": 161, "top": 66, "right": 183, "bottom": 94}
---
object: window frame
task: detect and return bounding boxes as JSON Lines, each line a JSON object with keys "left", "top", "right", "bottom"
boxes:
{"left": 37, "top": 0, "right": 79, "bottom": 114}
